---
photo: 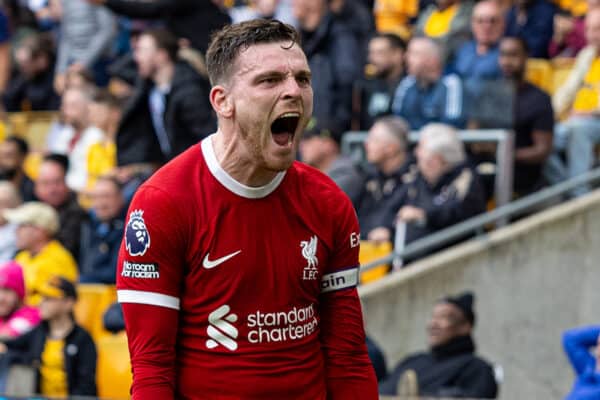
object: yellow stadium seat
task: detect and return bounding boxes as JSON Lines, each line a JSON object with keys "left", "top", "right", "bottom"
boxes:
{"left": 6, "top": 111, "right": 57, "bottom": 151}
{"left": 359, "top": 240, "right": 393, "bottom": 284}
{"left": 525, "top": 58, "right": 553, "bottom": 94}
{"left": 97, "top": 331, "right": 132, "bottom": 399}
{"left": 74, "top": 284, "right": 117, "bottom": 342}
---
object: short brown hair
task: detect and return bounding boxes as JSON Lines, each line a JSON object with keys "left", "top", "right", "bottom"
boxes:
{"left": 142, "top": 28, "right": 179, "bottom": 62}
{"left": 206, "top": 20, "right": 300, "bottom": 85}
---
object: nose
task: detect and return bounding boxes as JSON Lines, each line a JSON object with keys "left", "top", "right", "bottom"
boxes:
{"left": 282, "top": 76, "right": 302, "bottom": 100}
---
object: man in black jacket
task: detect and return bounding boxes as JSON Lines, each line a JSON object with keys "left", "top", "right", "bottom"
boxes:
{"left": 116, "top": 28, "right": 217, "bottom": 168}
{"left": 379, "top": 292, "right": 498, "bottom": 398}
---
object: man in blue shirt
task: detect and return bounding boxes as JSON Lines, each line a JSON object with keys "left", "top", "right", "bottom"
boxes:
{"left": 392, "top": 37, "right": 466, "bottom": 130}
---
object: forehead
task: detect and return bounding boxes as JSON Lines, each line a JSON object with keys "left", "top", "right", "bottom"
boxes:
{"left": 433, "top": 302, "right": 461, "bottom": 317}
{"left": 474, "top": 2, "right": 499, "bottom": 16}
{"left": 500, "top": 39, "right": 524, "bottom": 54}
{"left": 233, "top": 42, "right": 309, "bottom": 78}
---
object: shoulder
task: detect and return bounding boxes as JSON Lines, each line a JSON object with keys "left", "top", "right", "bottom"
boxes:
{"left": 441, "top": 74, "right": 463, "bottom": 88}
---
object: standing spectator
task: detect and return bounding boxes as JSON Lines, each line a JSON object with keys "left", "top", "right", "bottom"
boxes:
{"left": 87, "top": 0, "right": 230, "bottom": 54}
{"left": 0, "top": 261, "right": 41, "bottom": 340}
{"left": 2, "top": 202, "right": 78, "bottom": 306}
{"left": 450, "top": 0, "right": 505, "bottom": 80}
{"left": 0, "top": 183, "right": 21, "bottom": 263}
{"left": 116, "top": 28, "right": 216, "bottom": 169}
{"left": 48, "top": 86, "right": 104, "bottom": 192}
{"left": 505, "top": 0, "right": 556, "bottom": 59}
{"left": 294, "top": 0, "right": 361, "bottom": 130}
{"left": 415, "top": 0, "right": 475, "bottom": 63}
{"left": 34, "top": 155, "right": 88, "bottom": 260}
{"left": 54, "top": 0, "right": 116, "bottom": 89}
{"left": 1, "top": 277, "right": 97, "bottom": 397}
{"left": 0, "top": 136, "right": 35, "bottom": 202}
{"left": 79, "top": 176, "right": 125, "bottom": 284}
{"left": 563, "top": 325, "right": 600, "bottom": 400}
{"left": 3, "top": 33, "right": 60, "bottom": 112}
{"left": 379, "top": 292, "right": 498, "bottom": 398}
{"left": 498, "top": 36, "right": 554, "bottom": 196}
{"left": 392, "top": 37, "right": 467, "bottom": 130}
{"left": 353, "top": 33, "right": 406, "bottom": 130}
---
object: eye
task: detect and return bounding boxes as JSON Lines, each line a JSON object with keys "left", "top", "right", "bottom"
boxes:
{"left": 297, "top": 76, "right": 311, "bottom": 86}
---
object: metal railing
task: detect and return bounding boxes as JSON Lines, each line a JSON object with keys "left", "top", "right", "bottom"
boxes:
{"left": 341, "top": 129, "right": 515, "bottom": 215}
{"left": 361, "top": 166, "right": 600, "bottom": 272}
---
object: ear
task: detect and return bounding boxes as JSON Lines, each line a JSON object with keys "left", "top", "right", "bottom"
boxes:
{"left": 209, "top": 85, "right": 233, "bottom": 118}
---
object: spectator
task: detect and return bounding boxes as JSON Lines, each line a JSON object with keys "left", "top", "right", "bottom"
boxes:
{"left": 353, "top": 33, "right": 406, "bottom": 130}
{"left": 87, "top": 0, "right": 230, "bottom": 54}
{"left": 356, "top": 116, "right": 414, "bottom": 241}
{"left": 373, "top": 0, "right": 418, "bottom": 40}
{"left": 116, "top": 28, "right": 216, "bottom": 169}
{"left": 48, "top": 86, "right": 104, "bottom": 192}
{"left": 0, "top": 136, "right": 35, "bottom": 202}
{"left": 549, "top": 9, "right": 586, "bottom": 58}
{"left": 548, "top": 8, "right": 600, "bottom": 196}
{"left": 498, "top": 36, "right": 554, "bottom": 196}
{"left": 563, "top": 325, "right": 600, "bottom": 399}
{"left": 366, "top": 335, "right": 387, "bottom": 382}
{"left": 371, "top": 124, "right": 485, "bottom": 256}
{"left": 79, "top": 176, "right": 125, "bottom": 284}
{"left": 379, "top": 292, "right": 498, "bottom": 398}
{"left": 299, "top": 118, "right": 365, "bottom": 207}
{"left": 415, "top": 0, "right": 475, "bottom": 63}
{"left": 505, "top": 0, "right": 556, "bottom": 59}
{"left": 54, "top": 0, "right": 117, "bottom": 89}
{"left": 0, "top": 261, "right": 41, "bottom": 340}
{"left": 1, "top": 277, "right": 97, "bottom": 397}
{"left": 392, "top": 37, "right": 467, "bottom": 130}
{"left": 2, "top": 202, "right": 78, "bottom": 306}
{"left": 229, "top": 0, "right": 297, "bottom": 26}
{"left": 294, "top": 0, "right": 361, "bottom": 130}
{"left": 102, "top": 301, "right": 124, "bottom": 333}
{"left": 450, "top": 0, "right": 505, "bottom": 80}
{"left": 34, "top": 155, "right": 88, "bottom": 260}
{"left": 330, "top": 0, "right": 375, "bottom": 66}
{"left": 0, "top": 6, "right": 10, "bottom": 96}
{"left": 3, "top": 33, "right": 60, "bottom": 112}
{"left": 0, "top": 182, "right": 21, "bottom": 263}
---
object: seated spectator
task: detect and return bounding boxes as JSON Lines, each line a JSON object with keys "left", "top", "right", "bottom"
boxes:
{"left": 300, "top": 118, "right": 365, "bottom": 207}
{"left": 505, "top": 0, "right": 556, "bottom": 58}
{"left": 379, "top": 292, "right": 498, "bottom": 398}
{"left": 79, "top": 176, "right": 125, "bottom": 284}
{"left": 35, "top": 155, "right": 87, "bottom": 259}
{"left": 3, "top": 33, "right": 60, "bottom": 112}
{"left": 353, "top": 33, "right": 406, "bottom": 130}
{"left": 392, "top": 37, "right": 467, "bottom": 130}
{"left": 3, "top": 202, "right": 78, "bottom": 306}
{"left": 366, "top": 335, "right": 387, "bottom": 382}
{"left": 549, "top": 9, "right": 586, "bottom": 58}
{"left": 0, "top": 136, "right": 35, "bottom": 202}
{"left": 450, "top": 0, "right": 505, "bottom": 80}
{"left": 356, "top": 116, "right": 414, "bottom": 240}
{"left": 116, "top": 28, "right": 216, "bottom": 170}
{"left": 0, "top": 261, "right": 41, "bottom": 340}
{"left": 0, "top": 182, "right": 21, "bottom": 263}
{"left": 47, "top": 86, "right": 104, "bottom": 192}
{"left": 370, "top": 124, "right": 485, "bottom": 257}
{"left": 548, "top": 8, "right": 600, "bottom": 196}
{"left": 414, "top": 0, "right": 474, "bottom": 63}
{"left": 294, "top": 0, "right": 360, "bottom": 130}
{"left": 1, "top": 277, "right": 97, "bottom": 397}
{"left": 563, "top": 325, "right": 600, "bottom": 399}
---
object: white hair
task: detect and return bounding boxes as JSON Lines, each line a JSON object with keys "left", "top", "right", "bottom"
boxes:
{"left": 419, "top": 123, "right": 465, "bottom": 166}
{"left": 0, "top": 181, "right": 22, "bottom": 208}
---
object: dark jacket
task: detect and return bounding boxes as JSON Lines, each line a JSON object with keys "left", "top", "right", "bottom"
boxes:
{"left": 57, "top": 193, "right": 88, "bottom": 260}
{"left": 3, "top": 68, "right": 60, "bottom": 112}
{"left": 116, "top": 61, "right": 216, "bottom": 166}
{"left": 366, "top": 335, "right": 387, "bottom": 382}
{"left": 104, "top": 0, "right": 230, "bottom": 53}
{"left": 379, "top": 335, "right": 497, "bottom": 398}
{"left": 505, "top": 0, "right": 555, "bottom": 59}
{"left": 5, "top": 321, "right": 97, "bottom": 396}
{"left": 78, "top": 208, "right": 126, "bottom": 284}
{"left": 301, "top": 13, "right": 360, "bottom": 130}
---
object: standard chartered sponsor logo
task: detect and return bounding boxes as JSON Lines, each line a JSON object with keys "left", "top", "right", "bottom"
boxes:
{"left": 247, "top": 304, "right": 318, "bottom": 344}
{"left": 206, "top": 305, "right": 239, "bottom": 351}
{"left": 121, "top": 261, "right": 160, "bottom": 279}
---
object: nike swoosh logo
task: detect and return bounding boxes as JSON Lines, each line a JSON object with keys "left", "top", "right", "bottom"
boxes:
{"left": 203, "top": 250, "right": 242, "bottom": 269}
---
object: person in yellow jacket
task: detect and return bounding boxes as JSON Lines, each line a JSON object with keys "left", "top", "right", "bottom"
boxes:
{"left": 3, "top": 202, "right": 78, "bottom": 305}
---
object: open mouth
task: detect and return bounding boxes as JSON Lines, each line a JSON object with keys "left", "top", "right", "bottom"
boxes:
{"left": 271, "top": 113, "right": 300, "bottom": 146}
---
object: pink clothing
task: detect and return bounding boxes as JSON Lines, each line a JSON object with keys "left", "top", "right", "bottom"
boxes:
{"left": 0, "top": 261, "right": 26, "bottom": 300}
{"left": 0, "top": 305, "right": 41, "bottom": 338}
{"left": 549, "top": 17, "right": 586, "bottom": 58}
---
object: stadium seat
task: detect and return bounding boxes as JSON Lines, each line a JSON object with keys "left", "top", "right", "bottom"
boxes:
{"left": 74, "top": 284, "right": 117, "bottom": 342}
{"left": 525, "top": 58, "right": 553, "bottom": 94}
{"left": 359, "top": 240, "right": 393, "bottom": 284}
{"left": 6, "top": 111, "right": 57, "bottom": 150}
{"left": 97, "top": 331, "right": 132, "bottom": 399}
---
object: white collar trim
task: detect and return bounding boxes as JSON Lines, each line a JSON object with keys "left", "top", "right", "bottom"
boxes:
{"left": 201, "top": 135, "right": 286, "bottom": 199}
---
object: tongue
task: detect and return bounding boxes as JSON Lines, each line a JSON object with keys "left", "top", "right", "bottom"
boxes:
{"left": 272, "top": 132, "right": 291, "bottom": 146}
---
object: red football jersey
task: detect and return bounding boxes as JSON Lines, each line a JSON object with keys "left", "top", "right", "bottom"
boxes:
{"left": 116, "top": 136, "right": 378, "bottom": 399}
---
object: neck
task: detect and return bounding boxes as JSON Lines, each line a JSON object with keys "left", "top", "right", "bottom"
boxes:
{"left": 381, "top": 153, "right": 406, "bottom": 175}
{"left": 153, "top": 63, "right": 175, "bottom": 89}
{"left": 385, "top": 66, "right": 404, "bottom": 83}
{"left": 316, "top": 152, "right": 338, "bottom": 172}
{"left": 48, "top": 315, "right": 74, "bottom": 339}
{"left": 29, "top": 239, "right": 50, "bottom": 256}
{"left": 476, "top": 42, "right": 491, "bottom": 54}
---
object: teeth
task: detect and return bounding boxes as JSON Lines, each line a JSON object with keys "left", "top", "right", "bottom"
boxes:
{"left": 280, "top": 112, "right": 300, "bottom": 118}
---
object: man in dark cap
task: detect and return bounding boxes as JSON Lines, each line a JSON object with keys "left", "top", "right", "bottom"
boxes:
{"left": 379, "top": 291, "right": 498, "bottom": 398}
